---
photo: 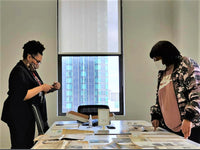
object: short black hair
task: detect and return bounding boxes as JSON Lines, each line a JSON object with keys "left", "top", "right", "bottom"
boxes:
{"left": 23, "top": 40, "right": 45, "bottom": 59}
{"left": 150, "top": 40, "right": 181, "bottom": 66}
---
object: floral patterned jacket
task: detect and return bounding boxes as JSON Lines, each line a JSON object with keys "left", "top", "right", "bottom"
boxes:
{"left": 150, "top": 56, "right": 200, "bottom": 128}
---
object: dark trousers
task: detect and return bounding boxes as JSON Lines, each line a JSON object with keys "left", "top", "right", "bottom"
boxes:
{"left": 165, "top": 125, "right": 200, "bottom": 144}
{"left": 8, "top": 123, "right": 35, "bottom": 149}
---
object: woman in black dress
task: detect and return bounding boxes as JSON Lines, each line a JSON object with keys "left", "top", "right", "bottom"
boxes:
{"left": 1, "top": 40, "right": 60, "bottom": 149}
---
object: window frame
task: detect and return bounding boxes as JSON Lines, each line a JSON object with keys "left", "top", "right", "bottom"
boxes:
{"left": 57, "top": 0, "right": 124, "bottom": 116}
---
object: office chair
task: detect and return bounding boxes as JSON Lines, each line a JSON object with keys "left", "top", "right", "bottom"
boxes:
{"left": 31, "top": 104, "right": 45, "bottom": 135}
{"left": 78, "top": 104, "right": 110, "bottom": 116}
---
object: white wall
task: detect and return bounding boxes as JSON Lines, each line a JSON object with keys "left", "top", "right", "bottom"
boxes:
{"left": 172, "top": 0, "right": 199, "bottom": 62}
{"left": 0, "top": 0, "right": 58, "bottom": 148}
{"left": 0, "top": 0, "right": 200, "bottom": 148}
{"left": 118, "top": 0, "right": 173, "bottom": 120}
{"left": 0, "top": 0, "right": 2, "bottom": 148}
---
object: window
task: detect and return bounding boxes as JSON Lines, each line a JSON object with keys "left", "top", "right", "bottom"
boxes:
{"left": 58, "top": 0, "right": 123, "bottom": 115}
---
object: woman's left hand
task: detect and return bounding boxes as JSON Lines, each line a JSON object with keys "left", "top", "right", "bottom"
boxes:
{"left": 181, "top": 119, "right": 192, "bottom": 139}
{"left": 53, "top": 82, "right": 61, "bottom": 90}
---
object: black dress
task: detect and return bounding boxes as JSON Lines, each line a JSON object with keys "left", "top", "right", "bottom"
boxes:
{"left": 1, "top": 60, "right": 48, "bottom": 149}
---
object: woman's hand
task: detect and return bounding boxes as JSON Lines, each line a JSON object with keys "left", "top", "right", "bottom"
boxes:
{"left": 42, "top": 84, "right": 53, "bottom": 92}
{"left": 52, "top": 82, "right": 61, "bottom": 90}
{"left": 152, "top": 119, "right": 159, "bottom": 131}
{"left": 24, "top": 84, "right": 53, "bottom": 100}
{"left": 181, "top": 119, "right": 192, "bottom": 139}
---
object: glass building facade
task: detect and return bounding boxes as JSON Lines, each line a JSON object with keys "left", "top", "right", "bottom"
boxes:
{"left": 61, "top": 56, "right": 119, "bottom": 113}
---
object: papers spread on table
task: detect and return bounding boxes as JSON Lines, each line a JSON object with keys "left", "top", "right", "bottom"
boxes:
{"left": 62, "top": 129, "right": 94, "bottom": 134}
{"left": 32, "top": 140, "right": 89, "bottom": 149}
{"left": 33, "top": 120, "right": 200, "bottom": 149}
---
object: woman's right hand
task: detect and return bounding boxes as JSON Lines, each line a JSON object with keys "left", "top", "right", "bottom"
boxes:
{"left": 152, "top": 119, "right": 159, "bottom": 131}
{"left": 42, "top": 84, "right": 53, "bottom": 92}
{"left": 24, "top": 84, "right": 53, "bottom": 100}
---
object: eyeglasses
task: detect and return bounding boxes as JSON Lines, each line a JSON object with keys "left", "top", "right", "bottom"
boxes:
{"left": 31, "top": 55, "right": 41, "bottom": 64}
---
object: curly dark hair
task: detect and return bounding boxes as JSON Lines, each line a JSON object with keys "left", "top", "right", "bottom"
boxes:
{"left": 149, "top": 40, "right": 181, "bottom": 66}
{"left": 23, "top": 40, "right": 45, "bottom": 59}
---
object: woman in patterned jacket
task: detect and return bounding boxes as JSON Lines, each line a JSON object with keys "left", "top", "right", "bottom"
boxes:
{"left": 150, "top": 40, "right": 200, "bottom": 144}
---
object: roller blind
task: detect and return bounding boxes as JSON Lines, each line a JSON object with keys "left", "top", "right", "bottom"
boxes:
{"left": 58, "top": 0, "right": 121, "bottom": 54}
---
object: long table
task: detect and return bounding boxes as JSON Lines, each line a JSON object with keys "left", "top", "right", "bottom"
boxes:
{"left": 32, "top": 120, "right": 200, "bottom": 149}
